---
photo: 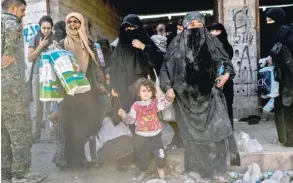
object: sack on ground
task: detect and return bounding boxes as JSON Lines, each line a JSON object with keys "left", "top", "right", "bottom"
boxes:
{"left": 98, "top": 117, "right": 132, "bottom": 144}
{"left": 48, "top": 49, "right": 91, "bottom": 95}
{"left": 39, "top": 53, "right": 64, "bottom": 102}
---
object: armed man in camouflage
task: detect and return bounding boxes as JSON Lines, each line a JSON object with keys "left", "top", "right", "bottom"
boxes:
{"left": 1, "top": 0, "right": 45, "bottom": 182}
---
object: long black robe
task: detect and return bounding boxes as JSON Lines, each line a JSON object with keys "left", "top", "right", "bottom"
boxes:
{"left": 52, "top": 40, "right": 106, "bottom": 168}
{"left": 217, "top": 33, "right": 235, "bottom": 129}
{"left": 160, "top": 24, "right": 240, "bottom": 178}
{"left": 110, "top": 14, "right": 163, "bottom": 112}
{"left": 270, "top": 25, "right": 293, "bottom": 146}
{"left": 265, "top": 8, "right": 293, "bottom": 147}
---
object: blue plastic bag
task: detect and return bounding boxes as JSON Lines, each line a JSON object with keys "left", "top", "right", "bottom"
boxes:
{"left": 258, "top": 66, "right": 279, "bottom": 98}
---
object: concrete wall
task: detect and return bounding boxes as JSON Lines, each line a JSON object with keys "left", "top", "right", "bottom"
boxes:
{"left": 223, "top": 0, "right": 260, "bottom": 118}
{"left": 52, "top": 0, "right": 121, "bottom": 41}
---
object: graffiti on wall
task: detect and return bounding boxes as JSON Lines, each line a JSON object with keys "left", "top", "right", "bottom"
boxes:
{"left": 23, "top": 24, "right": 40, "bottom": 80}
{"left": 23, "top": 24, "right": 40, "bottom": 43}
{"left": 230, "top": 6, "right": 257, "bottom": 87}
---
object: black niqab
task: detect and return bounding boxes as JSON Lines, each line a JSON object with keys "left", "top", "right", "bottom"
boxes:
{"left": 110, "top": 14, "right": 162, "bottom": 111}
{"left": 160, "top": 11, "right": 235, "bottom": 143}
{"left": 208, "top": 23, "right": 234, "bottom": 60}
{"left": 262, "top": 8, "right": 287, "bottom": 55}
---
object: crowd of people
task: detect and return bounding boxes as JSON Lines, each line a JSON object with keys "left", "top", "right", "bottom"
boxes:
{"left": 1, "top": 0, "right": 293, "bottom": 182}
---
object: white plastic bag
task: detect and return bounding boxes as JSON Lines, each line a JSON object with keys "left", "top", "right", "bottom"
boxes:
{"left": 98, "top": 117, "right": 132, "bottom": 145}
{"left": 235, "top": 131, "right": 263, "bottom": 153}
{"left": 258, "top": 56, "right": 271, "bottom": 68}
{"left": 84, "top": 136, "right": 102, "bottom": 162}
{"left": 161, "top": 122, "right": 175, "bottom": 149}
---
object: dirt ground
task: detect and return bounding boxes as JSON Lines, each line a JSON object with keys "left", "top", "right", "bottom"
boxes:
{"left": 31, "top": 134, "right": 184, "bottom": 183}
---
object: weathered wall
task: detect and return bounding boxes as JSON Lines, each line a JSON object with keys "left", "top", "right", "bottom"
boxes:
{"left": 54, "top": 0, "right": 121, "bottom": 41}
{"left": 223, "top": 0, "right": 260, "bottom": 118}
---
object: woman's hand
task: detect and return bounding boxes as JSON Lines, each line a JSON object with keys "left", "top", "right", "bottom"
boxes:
{"left": 118, "top": 108, "right": 126, "bottom": 118}
{"left": 267, "top": 57, "right": 273, "bottom": 66}
{"left": 216, "top": 73, "right": 230, "bottom": 88}
{"left": 132, "top": 39, "right": 145, "bottom": 50}
{"left": 39, "top": 37, "right": 49, "bottom": 49}
{"left": 166, "top": 88, "right": 175, "bottom": 101}
{"left": 111, "top": 89, "right": 119, "bottom": 97}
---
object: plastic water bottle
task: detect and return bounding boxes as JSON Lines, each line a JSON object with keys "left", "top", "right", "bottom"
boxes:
{"left": 263, "top": 98, "right": 274, "bottom": 112}
{"left": 217, "top": 65, "right": 224, "bottom": 76}
{"left": 94, "top": 43, "right": 105, "bottom": 67}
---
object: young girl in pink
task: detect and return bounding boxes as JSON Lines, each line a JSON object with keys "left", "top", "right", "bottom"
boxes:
{"left": 118, "top": 78, "right": 175, "bottom": 182}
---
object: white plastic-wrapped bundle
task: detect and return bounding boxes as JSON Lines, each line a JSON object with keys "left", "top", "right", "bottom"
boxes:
{"left": 48, "top": 49, "right": 91, "bottom": 95}
{"left": 39, "top": 53, "right": 64, "bottom": 102}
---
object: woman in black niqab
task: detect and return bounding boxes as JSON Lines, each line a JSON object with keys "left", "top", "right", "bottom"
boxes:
{"left": 265, "top": 8, "right": 293, "bottom": 147}
{"left": 209, "top": 23, "right": 235, "bottom": 130}
{"left": 110, "top": 14, "right": 163, "bottom": 112}
{"left": 160, "top": 12, "right": 240, "bottom": 179}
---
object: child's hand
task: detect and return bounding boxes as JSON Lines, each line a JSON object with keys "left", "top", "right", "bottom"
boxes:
{"left": 166, "top": 88, "right": 175, "bottom": 101}
{"left": 118, "top": 108, "right": 126, "bottom": 118}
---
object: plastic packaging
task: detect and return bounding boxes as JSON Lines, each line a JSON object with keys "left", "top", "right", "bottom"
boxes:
{"left": 39, "top": 53, "right": 64, "bottom": 102}
{"left": 49, "top": 50, "right": 91, "bottom": 95}
{"left": 94, "top": 43, "right": 105, "bottom": 67}
{"left": 263, "top": 98, "right": 275, "bottom": 112}
{"left": 258, "top": 66, "right": 279, "bottom": 98}
{"left": 235, "top": 131, "right": 263, "bottom": 153}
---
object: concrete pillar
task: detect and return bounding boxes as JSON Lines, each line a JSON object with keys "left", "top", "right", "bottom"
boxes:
{"left": 222, "top": 0, "right": 260, "bottom": 119}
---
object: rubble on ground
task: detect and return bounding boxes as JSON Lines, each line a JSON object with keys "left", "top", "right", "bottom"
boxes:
{"left": 228, "top": 163, "right": 293, "bottom": 183}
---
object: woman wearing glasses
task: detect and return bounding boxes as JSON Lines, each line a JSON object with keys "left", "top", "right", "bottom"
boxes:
{"left": 52, "top": 12, "right": 106, "bottom": 169}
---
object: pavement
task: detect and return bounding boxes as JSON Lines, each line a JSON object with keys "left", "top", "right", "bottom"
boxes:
{"left": 31, "top": 120, "right": 293, "bottom": 183}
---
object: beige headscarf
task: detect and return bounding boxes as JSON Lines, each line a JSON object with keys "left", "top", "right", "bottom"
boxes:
{"left": 64, "top": 12, "right": 96, "bottom": 73}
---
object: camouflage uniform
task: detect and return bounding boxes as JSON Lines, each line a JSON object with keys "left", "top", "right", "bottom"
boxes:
{"left": 1, "top": 11, "right": 32, "bottom": 180}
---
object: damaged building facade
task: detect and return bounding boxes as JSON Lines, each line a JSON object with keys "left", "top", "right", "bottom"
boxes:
{"left": 22, "top": 0, "right": 293, "bottom": 118}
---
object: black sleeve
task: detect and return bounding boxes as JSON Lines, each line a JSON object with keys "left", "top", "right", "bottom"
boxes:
{"left": 208, "top": 36, "right": 235, "bottom": 79}
{"left": 159, "top": 61, "right": 172, "bottom": 92}
{"left": 227, "top": 44, "right": 234, "bottom": 60}
{"left": 142, "top": 44, "right": 164, "bottom": 75}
